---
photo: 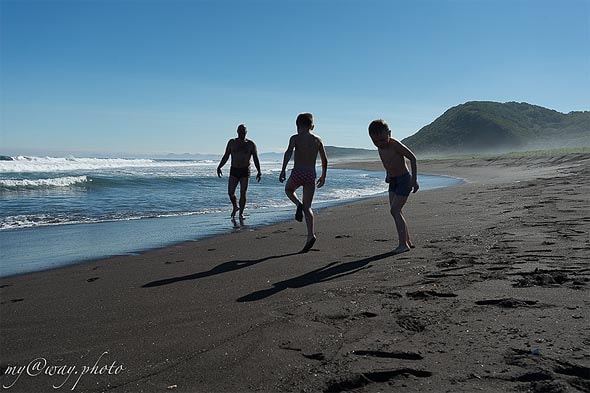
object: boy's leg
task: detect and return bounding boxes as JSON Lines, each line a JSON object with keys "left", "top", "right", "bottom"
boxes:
{"left": 284, "top": 178, "right": 300, "bottom": 205}
{"left": 300, "top": 183, "right": 317, "bottom": 252}
{"left": 238, "top": 177, "right": 249, "bottom": 219}
{"left": 302, "top": 184, "right": 316, "bottom": 239}
{"left": 285, "top": 178, "right": 304, "bottom": 221}
{"left": 389, "top": 192, "right": 411, "bottom": 254}
{"left": 228, "top": 176, "right": 240, "bottom": 218}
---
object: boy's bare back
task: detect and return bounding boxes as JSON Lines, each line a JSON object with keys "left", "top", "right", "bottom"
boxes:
{"left": 292, "top": 133, "right": 324, "bottom": 169}
{"left": 280, "top": 112, "right": 328, "bottom": 188}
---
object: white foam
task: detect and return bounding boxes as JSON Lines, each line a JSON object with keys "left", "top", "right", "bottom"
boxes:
{"left": 326, "top": 186, "right": 386, "bottom": 200}
{"left": 0, "top": 156, "right": 215, "bottom": 173}
{"left": 0, "top": 176, "right": 89, "bottom": 189}
{"left": 0, "top": 209, "right": 236, "bottom": 230}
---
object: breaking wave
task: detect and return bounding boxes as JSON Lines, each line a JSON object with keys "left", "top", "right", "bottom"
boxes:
{"left": 0, "top": 156, "right": 214, "bottom": 173}
{"left": 0, "top": 176, "right": 90, "bottom": 189}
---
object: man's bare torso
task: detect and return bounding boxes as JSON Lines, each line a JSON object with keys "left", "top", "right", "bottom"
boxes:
{"left": 229, "top": 138, "right": 256, "bottom": 168}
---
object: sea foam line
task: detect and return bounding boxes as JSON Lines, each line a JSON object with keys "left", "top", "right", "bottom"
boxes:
{"left": 0, "top": 176, "right": 89, "bottom": 189}
{"left": 0, "top": 209, "right": 231, "bottom": 230}
{"left": 0, "top": 156, "right": 216, "bottom": 173}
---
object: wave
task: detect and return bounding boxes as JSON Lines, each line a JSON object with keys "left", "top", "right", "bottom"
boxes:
{"left": 0, "top": 209, "right": 228, "bottom": 230}
{"left": 0, "top": 156, "right": 215, "bottom": 173}
{"left": 0, "top": 176, "right": 90, "bottom": 189}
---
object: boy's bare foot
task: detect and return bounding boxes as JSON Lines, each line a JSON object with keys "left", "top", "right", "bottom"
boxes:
{"left": 295, "top": 203, "right": 303, "bottom": 222}
{"left": 393, "top": 245, "right": 411, "bottom": 255}
{"left": 239, "top": 214, "right": 246, "bottom": 221}
{"left": 300, "top": 236, "right": 316, "bottom": 253}
{"left": 409, "top": 241, "right": 415, "bottom": 249}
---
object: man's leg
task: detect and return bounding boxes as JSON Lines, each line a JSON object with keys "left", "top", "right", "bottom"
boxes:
{"left": 389, "top": 192, "right": 410, "bottom": 254}
{"left": 228, "top": 176, "right": 239, "bottom": 218}
{"left": 238, "top": 177, "right": 249, "bottom": 219}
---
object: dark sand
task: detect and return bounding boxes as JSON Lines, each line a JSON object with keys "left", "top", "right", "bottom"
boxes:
{"left": 1, "top": 153, "right": 589, "bottom": 393}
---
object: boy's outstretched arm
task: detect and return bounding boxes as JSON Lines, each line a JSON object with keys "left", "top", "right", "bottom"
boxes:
{"left": 409, "top": 155, "right": 419, "bottom": 192}
{"left": 279, "top": 136, "right": 295, "bottom": 183}
{"left": 217, "top": 140, "right": 232, "bottom": 177}
{"left": 317, "top": 139, "right": 328, "bottom": 188}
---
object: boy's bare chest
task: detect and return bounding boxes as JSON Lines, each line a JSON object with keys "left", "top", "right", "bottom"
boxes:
{"left": 379, "top": 148, "right": 404, "bottom": 169}
{"left": 379, "top": 147, "right": 400, "bottom": 160}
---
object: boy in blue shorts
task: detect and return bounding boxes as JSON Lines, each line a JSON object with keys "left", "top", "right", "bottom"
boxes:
{"left": 369, "top": 119, "right": 419, "bottom": 254}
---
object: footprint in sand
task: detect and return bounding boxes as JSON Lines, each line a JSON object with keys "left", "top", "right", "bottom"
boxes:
{"left": 475, "top": 298, "right": 538, "bottom": 308}
{"left": 0, "top": 298, "right": 24, "bottom": 305}
{"left": 406, "top": 290, "right": 458, "bottom": 299}
{"left": 165, "top": 260, "right": 184, "bottom": 265}
{"left": 325, "top": 369, "right": 432, "bottom": 393}
{"left": 397, "top": 315, "right": 426, "bottom": 332}
{"left": 86, "top": 277, "right": 100, "bottom": 282}
{"left": 352, "top": 350, "right": 423, "bottom": 360}
{"left": 302, "top": 353, "right": 325, "bottom": 361}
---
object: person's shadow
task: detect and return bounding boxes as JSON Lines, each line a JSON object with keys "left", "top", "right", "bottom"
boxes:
{"left": 236, "top": 251, "right": 395, "bottom": 302}
{"left": 142, "top": 251, "right": 300, "bottom": 288}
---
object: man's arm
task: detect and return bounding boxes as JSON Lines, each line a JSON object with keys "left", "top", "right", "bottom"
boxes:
{"left": 317, "top": 138, "right": 328, "bottom": 188}
{"left": 251, "top": 142, "right": 262, "bottom": 182}
{"left": 217, "top": 140, "right": 232, "bottom": 177}
{"left": 279, "top": 136, "right": 296, "bottom": 182}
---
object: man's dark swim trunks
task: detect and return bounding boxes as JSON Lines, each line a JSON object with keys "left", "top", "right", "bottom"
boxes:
{"left": 230, "top": 166, "right": 250, "bottom": 179}
{"left": 387, "top": 172, "right": 412, "bottom": 197}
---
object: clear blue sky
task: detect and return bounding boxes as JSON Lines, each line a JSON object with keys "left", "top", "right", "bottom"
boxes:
{"left": 1, "top": 0, "right": 589, "bottom": 156}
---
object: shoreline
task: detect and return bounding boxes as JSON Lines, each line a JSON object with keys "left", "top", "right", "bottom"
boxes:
{"left": 0, "top": 169, "right": 460, "bottom": 278}
{"left": 1, "top": 152, "right": 588, "bottom": 392}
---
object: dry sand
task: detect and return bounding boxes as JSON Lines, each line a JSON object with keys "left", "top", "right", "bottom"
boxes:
{"left": 1, "top": 153, "right": 589, "bottom": 393}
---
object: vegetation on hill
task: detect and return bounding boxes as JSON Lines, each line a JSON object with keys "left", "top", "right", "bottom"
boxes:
{"left": 402, "top": 101, "right": 590, "bottom": 155}
{"left": 324, "top": 146, "right": 378, "bottom": 161}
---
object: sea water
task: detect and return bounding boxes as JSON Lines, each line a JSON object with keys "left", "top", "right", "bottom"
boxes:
{"left": 0, "top": 156, "right": 462, "bottom": 277}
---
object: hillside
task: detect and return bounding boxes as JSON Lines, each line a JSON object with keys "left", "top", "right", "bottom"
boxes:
{"left": 256, "top": 147, "right": 377, "bottom": 162}
{"left": 324, "top": 146, "right": 378, "bottom": 161}
{"left": 402, "top": 101, "right": 590, "bottom": 155}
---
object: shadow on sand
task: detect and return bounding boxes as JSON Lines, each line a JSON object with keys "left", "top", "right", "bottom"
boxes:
{"left": 142, "top": 251, "right": 301, "bottom": 288}
{"left": 237, "top": 251, "right": 396, "bottom": 302}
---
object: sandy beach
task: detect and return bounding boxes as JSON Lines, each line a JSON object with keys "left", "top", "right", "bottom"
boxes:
{"left": 1, "top": 153, "right": 589, "bottom": 393}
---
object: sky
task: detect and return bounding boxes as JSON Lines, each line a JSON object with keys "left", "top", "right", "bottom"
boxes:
{"left": 1, "top": 0, "right": 589, "bottom": 156}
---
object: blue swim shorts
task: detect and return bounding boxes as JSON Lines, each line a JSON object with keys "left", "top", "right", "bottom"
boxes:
{"left": 387, "top": 172, "right": 412, "bottom": 197}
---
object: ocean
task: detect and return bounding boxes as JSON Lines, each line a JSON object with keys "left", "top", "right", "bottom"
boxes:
{"left": 0, "top": 156, "right": 462, "bottom": 277}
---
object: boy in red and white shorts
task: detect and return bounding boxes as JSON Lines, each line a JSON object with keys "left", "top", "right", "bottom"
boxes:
{"left": 279, "top": 113, "right": 328, "bottom": 253}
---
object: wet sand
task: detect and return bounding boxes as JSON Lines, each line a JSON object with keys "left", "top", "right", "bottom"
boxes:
{"left": 1, "top": 153, "right": 589, "bottom": 392}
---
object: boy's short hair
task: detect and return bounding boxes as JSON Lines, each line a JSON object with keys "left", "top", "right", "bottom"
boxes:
{"left": 296, "top": 113, "right": 314, "bottom": 129}
{"left": 237, "top": 124, "right": 247, "bottom": 133}
{"left": 368, "top": 119, "right": 389, "bottom": 136}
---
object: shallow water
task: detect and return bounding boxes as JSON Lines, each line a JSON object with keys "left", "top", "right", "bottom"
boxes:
{"left": 0, "top": 156, "right": 462, "bottom": 277}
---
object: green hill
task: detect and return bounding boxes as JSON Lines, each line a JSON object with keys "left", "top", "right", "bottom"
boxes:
{"left": 402, "top": 101, "right": 590, "bottom": 155}
{"left": 324, "top": 146, "right": 378, "bottom": 161}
